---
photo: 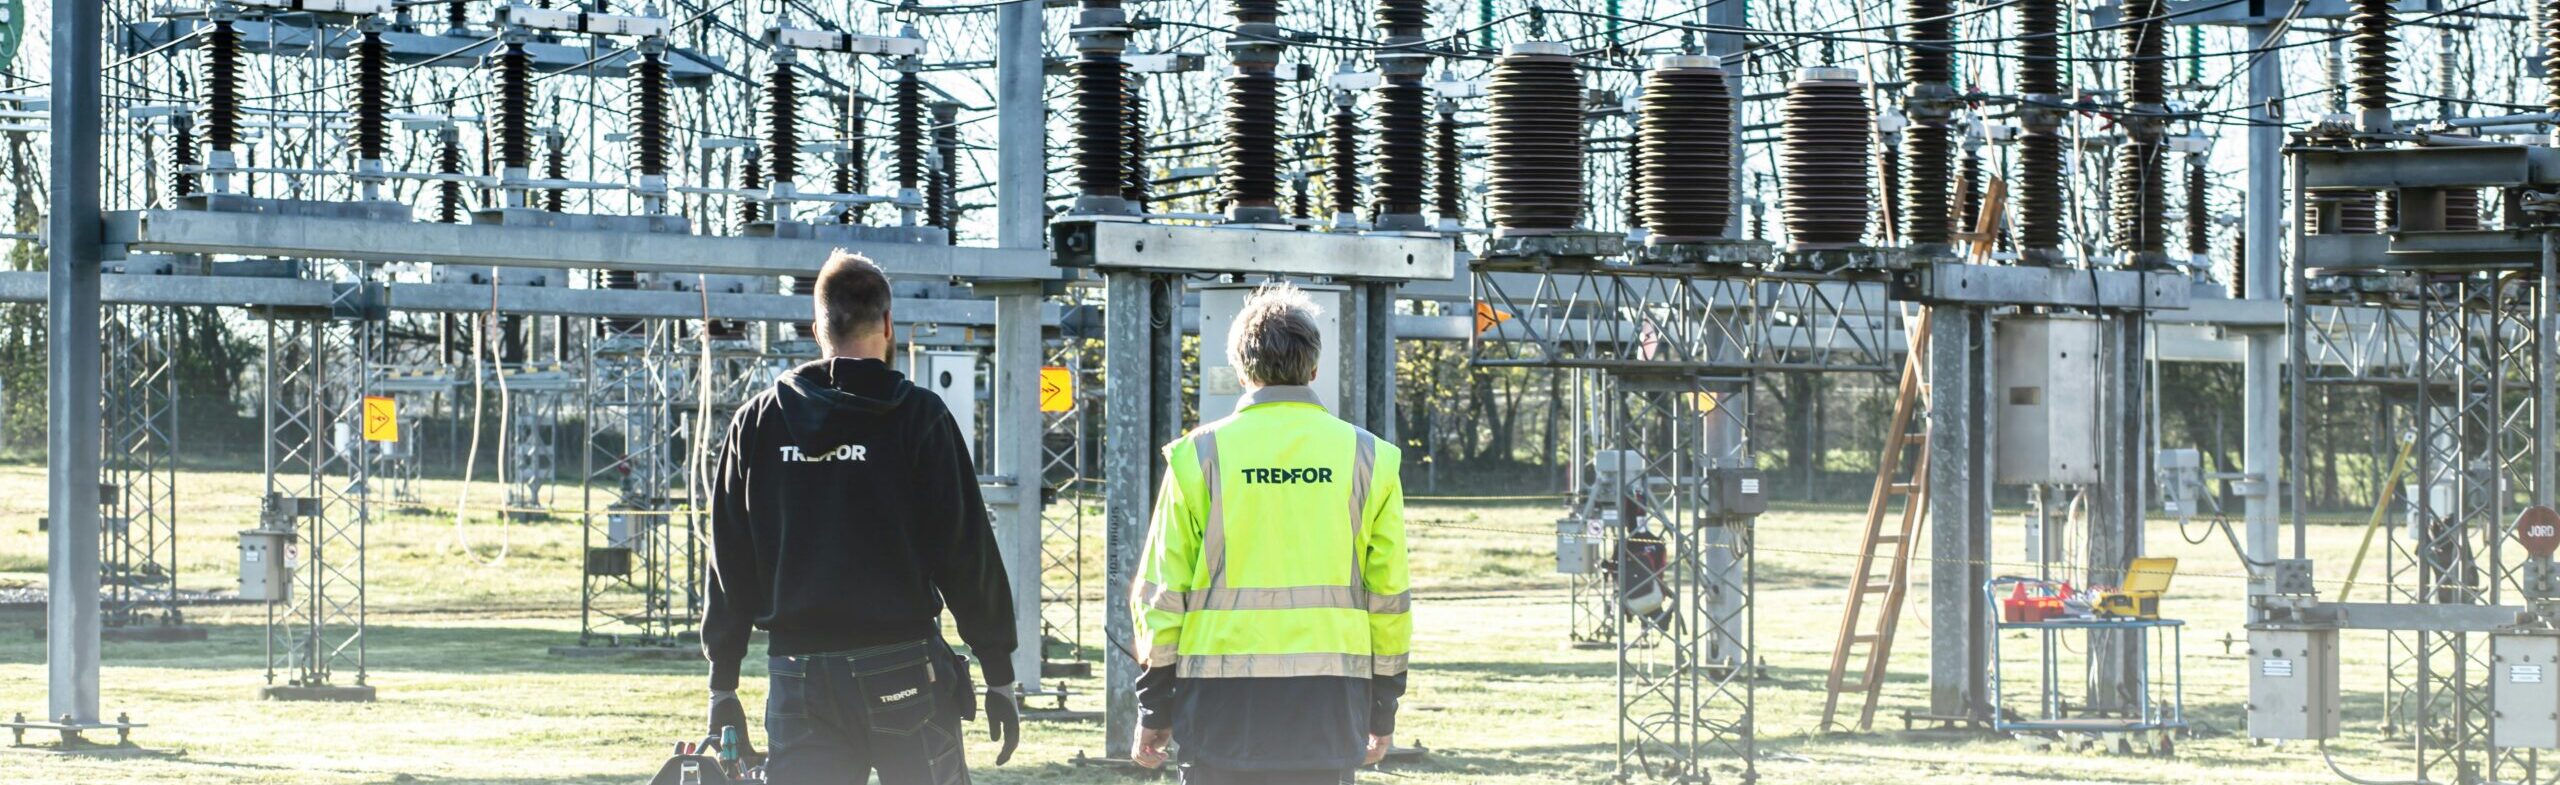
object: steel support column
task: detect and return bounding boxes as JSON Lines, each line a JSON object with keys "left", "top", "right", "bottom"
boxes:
{"left": 47, "top": 0, "right": 106, "bottom": 727}
{"left": 987, "top": 285, "right": 1047, "bottom": 696}
{"left": 1927, "top": 306, "right": 1993, "bottom": 722}
{"left": 1102, "top": 271, "right": 1180, "bottom": 755}
{"left": 2242, "top": 21, "right": 2285, "bottom": 603}
{"left": 1362, "top": 282, "right": 1398, "bottom": 439}
{"left": 2087, "top": 314, "right": 2150, "bottom": 713}
{"left": 992, "top": 0, "right": 1048, "bottom": 694}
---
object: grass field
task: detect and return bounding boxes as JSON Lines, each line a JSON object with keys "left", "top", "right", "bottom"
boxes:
{"left": 0, "top": 463, "right": 2451, "bottom": 783}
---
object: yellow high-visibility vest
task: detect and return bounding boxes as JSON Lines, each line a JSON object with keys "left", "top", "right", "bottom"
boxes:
{"left": 1131, "top": 385, "right": 1411, "bottom": 679}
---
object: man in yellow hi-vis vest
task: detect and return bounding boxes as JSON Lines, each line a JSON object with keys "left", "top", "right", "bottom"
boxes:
{"left": 1129, "top": 283, "right": 1411, "bottom": 784}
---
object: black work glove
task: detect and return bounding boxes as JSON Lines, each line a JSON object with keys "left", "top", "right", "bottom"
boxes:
{"left": 707, "top": 691, "right": 758, "bottom": 759}
{"left": 985, "top": 684, "right": 1021, "bottom": 765}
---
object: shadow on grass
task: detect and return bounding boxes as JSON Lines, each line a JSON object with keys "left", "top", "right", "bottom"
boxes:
{"left": 1371, "top": 740, "right": 1613, "bottom": 781}
{"left": 0, "top": 616, "right": 712, "bottom": 678}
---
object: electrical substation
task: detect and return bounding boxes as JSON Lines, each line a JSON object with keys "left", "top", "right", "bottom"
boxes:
{"left": 9, "top": 0, "right": 2560, "bottom": 781}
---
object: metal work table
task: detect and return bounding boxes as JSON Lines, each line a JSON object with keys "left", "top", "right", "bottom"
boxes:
{"left": 1983, "top": 581, "right": 2188, "bottom": 747}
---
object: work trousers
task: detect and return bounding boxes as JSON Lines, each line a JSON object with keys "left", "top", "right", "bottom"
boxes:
{"left": 763, "top": 641, "right": 969, "bottom": 785}
{"left": 1179, "top": 764, "right": 1356, "bottom": 785}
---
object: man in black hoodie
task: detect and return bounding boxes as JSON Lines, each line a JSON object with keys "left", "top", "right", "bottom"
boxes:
{"left": 701, "top": 250, "right": 1021, "bottom": 784}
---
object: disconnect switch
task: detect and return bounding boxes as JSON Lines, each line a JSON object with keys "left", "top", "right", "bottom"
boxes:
{"left": 2247, "top": 627, "right": 2340, "bottom": 740}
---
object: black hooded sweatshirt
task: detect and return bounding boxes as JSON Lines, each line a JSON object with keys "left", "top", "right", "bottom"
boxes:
{"left": 702, "top": 356, "right": 1016, "bottom": 691}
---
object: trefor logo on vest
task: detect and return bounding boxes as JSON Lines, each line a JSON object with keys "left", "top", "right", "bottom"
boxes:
{"left": 1240, "top": 467, "right": 1334, "bottom": 485}
{"left": 780, "top": 444, "right": 869, "bottom": 463}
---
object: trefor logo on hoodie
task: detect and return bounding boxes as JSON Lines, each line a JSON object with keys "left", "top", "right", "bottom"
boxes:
{"left": 780, "top": 444, "right": 868, "bottom": 463}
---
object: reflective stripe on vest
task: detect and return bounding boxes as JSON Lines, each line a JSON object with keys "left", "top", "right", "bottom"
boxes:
{"left": 1180, "top": 651, "right": 1374, "bottom": 679}
{"left": 1196, "top": 431, "right": 1228, "bottom": 590}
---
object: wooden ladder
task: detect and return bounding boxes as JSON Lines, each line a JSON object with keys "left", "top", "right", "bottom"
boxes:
{"left": 1820, "top": 305, "right": 1934, "bottom": 733}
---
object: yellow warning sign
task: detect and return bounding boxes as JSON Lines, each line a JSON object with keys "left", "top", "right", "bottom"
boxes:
{"left": 362, "top": 396, "right": 399, "bottom": 442}
{"left": 1474, "top": 301, "right": 1513, "bottom": 335}
{"left": 1039, "top": 366, "right": 1076, "bottom": 413}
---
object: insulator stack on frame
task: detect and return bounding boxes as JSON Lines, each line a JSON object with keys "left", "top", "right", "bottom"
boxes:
{"left": 1069, "top": 0, "right": 1132, "bottom": 215}
{"left": 1369, "top": 0, "right": 1430, "bottom": 230}
{"left": 1483, "top": 42, "right": 1585, "bottom": 234}
{"left": 1781, "top": 68, "right": 1874, "bottom": 250}
{"left": 1636, "top": 57, "right": 1734, "bottom": 243}
{"left": 1221, "top": 0, "right": 1286, "bottom": 223}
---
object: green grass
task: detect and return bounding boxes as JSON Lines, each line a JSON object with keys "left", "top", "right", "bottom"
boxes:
{"left": 0, "top": 467, "right": 2451, "bottom": 783}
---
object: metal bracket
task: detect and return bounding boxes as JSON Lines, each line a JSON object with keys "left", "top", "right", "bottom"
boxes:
{"left": 1898, "top": 262, "right": 2191, "bottom": 310}
{"left": 1050, "top": 217, "right": 1455, "bottom": 281}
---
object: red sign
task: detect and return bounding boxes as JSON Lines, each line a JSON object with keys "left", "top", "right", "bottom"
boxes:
{"left": 2517, "top": 506, "right": 2560, "bottom": 559}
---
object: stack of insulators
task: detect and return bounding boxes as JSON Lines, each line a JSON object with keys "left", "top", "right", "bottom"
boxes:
{"left": 446, "top": 1, "right": 467, "bottom": 30}
{"left": 544, "top": 140, "right": 567, "bottom": 211}
{"left": 2017, "top": 0, "right": 2064, "bottom": 261}
{"left": 1329, "top": 96, "right": 1360, "bottom": 220}
{"left": 435, "top": 133, "right": 465, "bottom": 223}
{"left": 601, "top": 263, "right": 642, "bottom": 335}
{"left": 1878, "top": 139, "right": 1901, "bottom": 245}
{"left": 2304, "top": 127, "right": 2377, "bottom": 234}
{"left": 2112, "top": 142, "right": 2167, "bottom": 257}
{"left": 348, "top": 30, "right": 390, "bottom": 163}
{"left": 841, "top": 94, "right": 868, "bottom": 224}
{"left": 170, "top": 118, "right": 198, "bottom": 200}
{"left": 1219, "top": 0, "right": 1283, "bottom": 219}
{"left": 201, "top": 20, "right": 242, "bottom": 155}
{"left": 1780, "top": 68, "right": 1873, "bottom": 249}
{"left": 895, "top": 70, "right": 924, "bottom": 194}
{"left": 2547, "top": 0, "right": 2560, "bottom": 114}
{"left": 2185, "top": 158, "right": 2210, "bottom": 260}
{"left": 2228, "top": 225, "right": 2247, "bottom": 298}
{"left": 1903, "top": 119, "right": 1951, "bottom": 248}
{"left": 1624, "top": 134, "right": 1644, "bottom": 232}
{"left": 1124, "top": 79, "right": 1149, "bottom": 209}
{"left": 1900, "top": 0, "right": 1954, "bottom": 249}
{"left": 1484, "top": 42, "right": 1585, "bottom": 233}
{"left": 1073, "top": 0, "right": 1127, "bottom": 210}
{"left": 767, "top": 61, "right": 800, "bottom": 188}
{"left": 932, "top": 104, "right": 959, "bottom": 238}
{"left": 2114, "top": 0, "right": 2170, "bottom": 262}
{"left": 2349, "top": 0, "right": 2396, "bottom": 119}
{"left": 1367, "top": 0, "right": 1429, "bottom": 226}
{"left": 739, "top": 152, "right": 764, "bottom": 225}
{"left": 1371, "top": 80, "right": 1429, "bottom": 225}
{"left": 1635, "top": 57, "right": 1733, "bottom": 242}
{"left": 1957, "top": 148, "right": 1983, "bottom": 239}
{"left": 1434, "top": 107, "right": 1461, "bottom": 224}
{"left": 493, "top": 43, "right": 534, "bottom": 173}
{"left": 2447, "top": 189, "right": 2481, "bottom": 230}
{"left": 632, "top": 48, "right": 670, "bottom": 179}
{"left": 2123, "top": 0, "right": 2168, "bottom": 107}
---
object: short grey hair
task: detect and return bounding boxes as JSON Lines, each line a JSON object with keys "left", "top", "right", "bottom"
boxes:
{"left": 1227, "top": 282, "right": 1323, "bottom": 387}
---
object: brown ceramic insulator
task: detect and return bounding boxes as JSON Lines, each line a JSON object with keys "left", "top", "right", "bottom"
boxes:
{"left": 1484, "top": 42, "right": 1586, "bottom": 233}
{"left": 1780, "top": 68, "right": 1873, "bottom": 249}
{"left": 1636, "top": 58, "right": 1733, "bottom": 241}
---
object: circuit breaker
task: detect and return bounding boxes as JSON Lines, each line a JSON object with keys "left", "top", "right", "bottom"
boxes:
{"left": 2248, "top": 627, "right": 2341, "bottom": 740}
{"left": 2495, "top": 632, "right": 2560, "bottom": 748}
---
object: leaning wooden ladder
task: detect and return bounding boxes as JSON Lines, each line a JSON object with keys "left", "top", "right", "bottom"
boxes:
{"left": 1820, "top": 304, "right": 1933, "bottom": 732}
